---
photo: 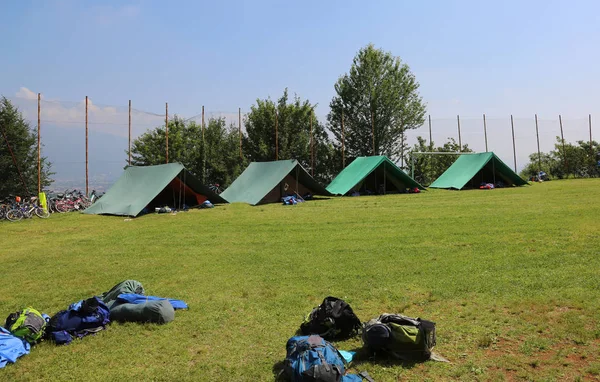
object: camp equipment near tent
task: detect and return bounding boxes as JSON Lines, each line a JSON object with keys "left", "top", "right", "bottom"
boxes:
{"left": 47, "top": 297, "right": 110, "bottom": 345}
{"left": 110, "top": 300, "right": 175, "bottom": 325}
{"left": 83, "top": 163, "right": 227, "bottom": 217}
{"left": 101, "top": 280, "right": 145, "bottom": 309}
{"left": 100, "top": 280, "right": 186, "bottom": 324}
{"left": 362, "top": 313, "right": 437, "bottom": 362}
{"left": 327, "top": 156, "right": 425, "bottom": 196}
{"left": 113, "top": 294, "right": 188, "bottom": 310}
{"left": 4, "top": 307, "right": 47, "bottom": 344}
{"left": 300, "top": 296, "right": 362, "bottom": 340}
{"left": 221, "top": 159, "right": 331, "bottom": 205}
{"left": 0, "top": 327, "right": 30, "bottom": 369}
{"left": 282, "top": 335, "right": 372, "bottom": 382}
{"left": 429, "top": 152, "right": 527, "bottom": 190}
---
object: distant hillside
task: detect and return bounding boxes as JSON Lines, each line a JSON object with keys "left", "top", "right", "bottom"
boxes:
{"left": 42, "top": 125, "right": 128, "bottom": 192}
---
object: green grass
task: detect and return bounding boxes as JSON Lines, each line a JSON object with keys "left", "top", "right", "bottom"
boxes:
{"left": 1, "top": 179, "right": 599, "bottom": 381}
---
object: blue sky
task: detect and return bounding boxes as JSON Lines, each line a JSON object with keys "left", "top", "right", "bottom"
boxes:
{"left": 1, "top": 0, "right": 599, "bottom": 181}
{"left": 2, "top": 0, "right": 599, "bottom": 117}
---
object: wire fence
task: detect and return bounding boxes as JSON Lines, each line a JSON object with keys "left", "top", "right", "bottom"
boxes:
{"left": 4, "top": 95, "right": 595, "bottom": 192}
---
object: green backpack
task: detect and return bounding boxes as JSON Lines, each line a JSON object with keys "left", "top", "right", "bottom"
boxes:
{"left": 362, "top": 313, "right": 436, "bottom": 361}
{"left": 5, "top": 307, "right": 47, "bottom": 344}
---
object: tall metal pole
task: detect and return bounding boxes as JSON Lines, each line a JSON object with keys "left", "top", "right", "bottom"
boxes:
{"left": 165, "top": 102, "right": 169, "bottom": 163}
{"left": 483, "top": 113, "right": 488, "bottom": 152}
{"left": 511, "top": 114, "right": 517, "bottom": 172}
{"left": 371, "top": 107, "right": 375, "bottom": 155}
{"left": 341, "top": 110, "right": 345, "bottom": 168}
{"left": 559, "top": 115, "right": 567, "bottom": 172}
{"left": 239, "top": 107, "right": 242, "bottom": 159}
{"left": 428, "top": 114, "right": 432, "bottom": 148}
{"left": 457, "top": 115, "right": 462, "bottom": 152}
{"left": 85, "top": 96, "right": 89, "bottom": 196}
{"left": 128, "top": 100, "right": 132, "bottom": 166}
{"left": 310, "top": 110, "right": 314, "bottom": 176}
{"left": 37, "top": 93, "right": 41, "bottom": 194}
{"left": 535, "top": 114, "right": 541, "bottom": 173}
{"left": 275, "top": 109, "right": 279, "bottom": 160}
{"left": 590, "top": 114, "right": 594, "bottom": 159}
{"left": 202, "top": 105, "right": 205, "bottom": 182}
{"left": 400, "top": 131, "right": 405, "bottom": 168}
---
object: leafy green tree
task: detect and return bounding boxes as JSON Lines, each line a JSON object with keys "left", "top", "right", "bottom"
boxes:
{"left": 520, "top": 137, "right": 600, "bottom": 179}
{"left": 0, "top": 97, "right": 53, "bottom": 196}
{"left": 327, "top": 44, "right": 426, "bottom": 160}
{"left": 202, "top": 119, "right": 247, "bottom": 187}
{"left": 404, "top": 136, "right": 472, "bottom": 185}
{"left": 519, "top": 152, "right": 558, "bottom": 180}
{"left": 130, "top": 116, "right": 245, "bottom": 187}
{"left": 243, "top": 89, "right": 336, "bottom": 183}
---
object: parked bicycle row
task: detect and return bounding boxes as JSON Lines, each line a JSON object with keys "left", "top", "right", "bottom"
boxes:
{"left": 0, "top": 190, "right": 103, "bottom": 222}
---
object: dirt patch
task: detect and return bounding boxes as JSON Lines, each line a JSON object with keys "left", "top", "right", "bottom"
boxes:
{"left": 484, "top": 336, "right": 600, "bottom": 380}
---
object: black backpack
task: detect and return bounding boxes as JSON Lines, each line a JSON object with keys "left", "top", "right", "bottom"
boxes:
{"left": 362, "top": 313, "right": 436, "bottom": 361}
{"left": 300, "top": 297, "right": 362, "bottom": 340}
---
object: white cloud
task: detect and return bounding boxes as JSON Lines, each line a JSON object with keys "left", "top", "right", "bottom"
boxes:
{"left": 11, "top": 88, "right": 164, "bottom": 138}
{"left": 16, "top": 87, "right": 40, "bottom": 100}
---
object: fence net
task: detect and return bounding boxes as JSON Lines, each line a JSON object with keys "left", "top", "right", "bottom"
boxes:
{"left": 3, "top": 96, "right": 595, "bottom": 192}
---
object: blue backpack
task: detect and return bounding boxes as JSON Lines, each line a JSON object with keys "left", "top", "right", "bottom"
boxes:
{"left": 48, "top": 297, "right": 110, "bottom": 345}
{"left": 282, "top": 335, "right": 373, "bottom": 382}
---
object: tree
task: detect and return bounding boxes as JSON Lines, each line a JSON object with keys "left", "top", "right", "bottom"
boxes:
{"left": 130, "top": 116, "right": 245, "bottom": 187}
{"left": 404, "top": 136, "right": 472, "bottom": 185}
{"left": 0, "top": 97, "right": 53, "bottom": 196}
{"left": 519, "top": 152, "right": 558, "bottom": 180}
{"left": 327, "top": 44, "right": 426, "bottom": 160}
{"left": 520, "top": 137, "right": 600, "bottom": 179}
{"left": 243, "top": 89, "right": 337, "bottom": 183}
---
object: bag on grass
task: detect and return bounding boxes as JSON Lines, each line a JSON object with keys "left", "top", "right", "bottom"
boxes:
{"left": 282, "top": 335, "right": 373, "bottom": 382}
{"left": 100, "top": 279, "right": 145, "bottom": 308}
{"left": 4, "top": 307, "right": 47, "bottom": 344}
{"left": 48, "top": 297, "right": 110, "bottom": 344}
{"left": 110, "top": 300, "right": 175, "bottom": 324}
{"left": 362, "top": 313, "right": 436, "bottom": 361}
{"left": 300, "top": 297, "right": 362, "bottom": 340}
{"left": 0, "top": 326, "right": 31, "bottom": 368}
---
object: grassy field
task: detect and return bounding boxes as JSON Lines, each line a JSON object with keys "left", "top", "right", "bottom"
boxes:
{"left": 1, "top": 179, "right": 599, "bottom": 381}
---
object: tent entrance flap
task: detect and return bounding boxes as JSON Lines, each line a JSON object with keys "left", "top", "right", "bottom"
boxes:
{"left": 326, "top": 156, "right": 425, "bottom": 196}
{"left": 348, "top": 165, "right": 410, "bottom": 194}
{"left": 428, "top": 152, "right": 527, "bottom": 190}
{"left": 145, "top": 175, "right": 207, "bottom": 209}
{"left": 82, "top": 163, "right": 227, "bottom": 216}
{"left": 465, "top": 159, "right": 513, "bottom": 189}
{"left": 221, "top": 160, "right": 331, "bottom": 205}
{"left": 263, "top": 172, "right": 312, "bottom": 203}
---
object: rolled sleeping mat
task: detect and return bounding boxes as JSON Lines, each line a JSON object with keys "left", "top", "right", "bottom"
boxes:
{"left": 110, "top": 300, "right": 174, "bottom": 324}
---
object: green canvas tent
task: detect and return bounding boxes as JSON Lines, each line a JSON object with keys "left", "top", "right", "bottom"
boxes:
{"left": 220, "top": 159, "right": 331, "bottom": 205}
{"left": 429, "top": 152, "right": 527, "bottom": 190}
{"left": 326, "top": 156, "right": 425, "bottom": 196}
{"left": 83, "top": 163, "right": 227, "bottom": 216}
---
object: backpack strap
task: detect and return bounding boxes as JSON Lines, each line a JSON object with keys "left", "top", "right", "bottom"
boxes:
{"left": 315, "top": 349, "right": 331, "bottom": 372}
{"left": 330, "top": 299, "right": 347, "bottom": 319}
{"left": 359, "top": 371, "right": 375, "bottom": 382}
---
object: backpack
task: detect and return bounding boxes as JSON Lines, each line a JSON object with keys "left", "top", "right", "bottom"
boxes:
{"left": 362, "top": 313, "right": 436, "bottom": 361}
{"left": 4, "top": 307, "right": 47, "bottom": 344}
{"left": 300, "top": 297, "right": 362, "bottom": 340}
{"left": 48, "top": 297, "right": 110, "bottom": 344}
{"left": 282, "top": 335, "right": 373, "bottom": 382}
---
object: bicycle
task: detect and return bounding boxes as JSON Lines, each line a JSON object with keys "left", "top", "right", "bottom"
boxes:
{"left": 5, "top": 197, "right": 49, "bottom": 221}
{"left": 208, "top": 183, "right": 222, "bottom": 194}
